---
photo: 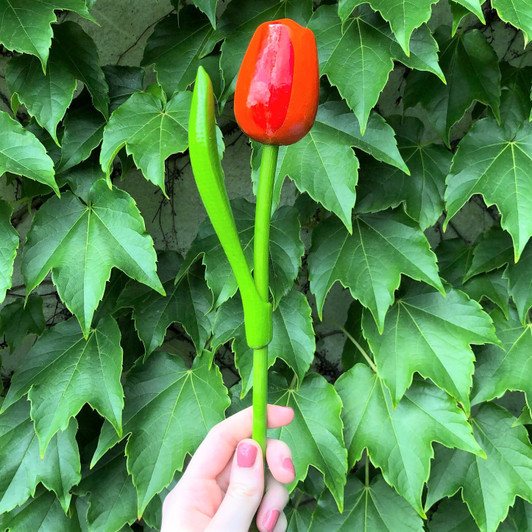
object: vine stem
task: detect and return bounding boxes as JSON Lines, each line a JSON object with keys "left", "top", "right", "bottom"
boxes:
{"left": 252, "top": 144, "right": 278, "bottom": 456}
{"left": 324, "top": 319, "right": 378, "bottom": 374}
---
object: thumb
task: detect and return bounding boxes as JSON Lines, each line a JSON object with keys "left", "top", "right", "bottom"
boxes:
{"left": 206, "top": 439, "right": 264, "bottom": 532}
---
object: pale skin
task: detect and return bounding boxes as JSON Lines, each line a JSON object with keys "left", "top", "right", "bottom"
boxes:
{"left": 161, "top": 405, "right": 295, "bottom": 532}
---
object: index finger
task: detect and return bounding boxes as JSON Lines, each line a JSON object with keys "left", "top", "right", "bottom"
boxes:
{"left": 184, "top": 405, "right": 294, "bottom": 480}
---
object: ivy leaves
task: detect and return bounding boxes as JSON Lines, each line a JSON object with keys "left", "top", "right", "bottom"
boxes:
{"left": 2, "top": 1, "right": 532, "bottom": 531}
{"left": 445, "top": 118, "right": 532, "bottom": 261}
{"left": 308, "top": 211, "right": 444, "bottom": 329}
{"left": 22, "top": 181, "right": 164, "bottom": 337}
{"left": 0, "top": 0, "right": 95, "bottom": 68}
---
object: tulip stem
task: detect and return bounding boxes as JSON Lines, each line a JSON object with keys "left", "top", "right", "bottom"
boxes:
{"left": 252, "top": 144, "right": 278, "bottom": 455}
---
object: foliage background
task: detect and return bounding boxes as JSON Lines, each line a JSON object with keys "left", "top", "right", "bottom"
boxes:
{"left": 0, "top": 0, "right": 531, "bottom": 530}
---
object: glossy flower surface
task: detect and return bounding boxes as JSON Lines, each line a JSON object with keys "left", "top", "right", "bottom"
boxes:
{"left": 234, "top": 19, "right": 319, "bottom": 145}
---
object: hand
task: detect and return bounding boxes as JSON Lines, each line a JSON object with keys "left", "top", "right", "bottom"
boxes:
{"left": 161, "top": 404, "right": 295, "bottom": 532}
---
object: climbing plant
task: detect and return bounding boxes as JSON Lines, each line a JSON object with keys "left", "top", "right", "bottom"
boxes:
{"left": 0, "top": 0, "right": 531, "bottom": 530}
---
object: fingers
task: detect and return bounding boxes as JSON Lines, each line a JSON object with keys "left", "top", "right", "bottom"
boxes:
{"left": 185, "top": 405, "right": 294, "bottom": 480}
{"left": 217, "top": 436, "right": 295, "bottom": 493}
{"left": 256, "top": 472, "right": 290, "bottom": 532}
{"left": 205, "top": 439, "right": 264, "bottom": 532}
{"left": 266, "top": 438, "right": 295, "bottom": 485}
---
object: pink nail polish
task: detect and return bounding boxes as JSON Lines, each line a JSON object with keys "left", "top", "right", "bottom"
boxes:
{"left": 264, "top": 509, "right": 280, "bottom": 532}
{"left": 237, "top": 442, "right": 257, "bottom": 468}
{"left": 282, "top": 457, "right": 295, "bottom": 476}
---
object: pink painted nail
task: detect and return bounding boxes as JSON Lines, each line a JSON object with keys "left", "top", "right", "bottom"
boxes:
{"left": 282, "top": 457, "right": 295, "bottom": 476}
{"left": 263, "top": 509, "right": 280, "bottom": 532}
{"left": 237, "top": 442, "right": 257, "bottom": 468}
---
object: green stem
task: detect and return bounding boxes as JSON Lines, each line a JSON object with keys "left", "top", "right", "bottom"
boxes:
{"left": 252, "top": 144, "right": 278, "bottom": 455}
{"left": 324, "top": 319, "right": 378, "bottom": 374}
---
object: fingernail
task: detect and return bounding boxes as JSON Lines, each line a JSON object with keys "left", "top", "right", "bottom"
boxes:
{"left": 264, "top": 509, "right": 280, "bottom": 532}
{"left": 282, "top": 457, "right": 295, "bottom": 476}
{"left": 237, "top": 442, "right": 258, "bottom": 468}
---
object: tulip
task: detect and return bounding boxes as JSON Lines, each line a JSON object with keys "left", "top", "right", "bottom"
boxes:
{"left": 234, "top": 19, "right": 319, "bottom": 145}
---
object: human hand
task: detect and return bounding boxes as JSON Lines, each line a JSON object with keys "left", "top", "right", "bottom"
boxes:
{"left": 161, "top": 404, "right": 295, "bottom": 532}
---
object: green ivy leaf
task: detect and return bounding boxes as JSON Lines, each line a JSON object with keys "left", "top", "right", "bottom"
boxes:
{"left": 310, "top": 5, "right": 444, "bottom": 133}
{"left": 22, "top": 181, "right": 164, "bottom": 336}
{"left": 336, "top": 364, "right": 484, "bottom": 516}
{"left": 56, "top": 104, "right": 105, "bottom": 173}
{"left": 0, "top": 0, "right": 95, "bottom": 68}
{"left": 52, "top": 21, "right": 109, "bottom": 118}
{"left": 142, "top": 7, "right": 218, "bottom": 95}
{"left": 268, "top": 373, "right": 347, "bottom": 512}
{"left": 341, "top": 300, "right": 371, "bottom": 371}
{"left": 452, "top": 0, "right": 485, "bottom": 23}
{"left": 118, "top": 251, "right": 214, "bottom": 356}
{"left": 427, "top": 497, "right": 478, "bottom": 532}
{"left": 445, "top": 118, "right": 532, "bottom": 261}
{"left": 472, "top": 308, "right": 532, "bottom": 410}
{"left": 405, "top": 29, "right": 500, "bottom": 145}
{"left": 0, "top": 399, "right": 80, "bottom": 514}
{"left": 492, "top": 0, "right": 532, "bottom": 45}
{"left": 103, "top": 65, "right": 145, "bottom": 113}
{"left": 212, "top": 289, "right": 315, "bottom": 397}
{"left": 193, "top": 0, "right": 218, "bottom": 28}
{"left": 0, "top": 200, "right": 18, "bottom": 304}
{"left": 451, "top": 3, "right": 475, "bottom": 36}
{"left": 5, "top": 21, "right": 108, "bottom": 144}
{"left": 76, "top": 444, "right": 137, "bottom": 532}
{"left": 425, "top": 404, "right": 532, "bottom": 532}
{"left": 252, "top": 100, "right": 407, "bottom": 226}
{"left": 499, "top": 64, "right": 532, "bottom": 133}
{"left": 501, "top": 499, "right": 532, "bottom": 531}
{"left": 56, "top": 154, "right": 106, "bottom": 203}
{"left": 181, "top": 200, "right": 304, "bottom": 309}
{"left": 338, "top": 0, "right": 439, "bottom": 55}
{"left": 465, "top": 227, "right": 514, "bottom": 281}
{"left": 356, "top": 116, "right": 451, "bottom": 230}
{"left": 503, "top": 241, "right": 532, "bottom": 323}
{"left": 92, "top": 352, "right": 229, "bottom": 515}
{"left": 286, "top": 504, "right": 313, "bottom": 532}
{"left": 0, "top": 111, "right": 57, "bottom": 194}
{"left": 436, "top": 236, "right": 510, "bottom": 318}
{"left": 430, "top": 496, "right": 532, "bottom": 532}
{"left": 0, "top": 487, "right": 81, "bottom": 532}
{"left": 362, "top": 284, "right": 499, "bottom": 412}
{"left": 462, "top": 271, "right": 510, "bottom": 319}
{"left": 277, "top": 101, "right": 408, "bottom": 232}
{"left": 308, "top": 211, "right": 444, "bottom": 331}
{"left": 514, "top": 406, "right": 532, "bottom": 426}
{"left": 100, "top": 91, "right": 191, "bottom": 194}
{"left": 6, "top": 54, "right": 77, "bottom": 145}
{"left": 309, "top": 474, "right": 424, "bottom": 531}
{"left": 1, "top": 316, "right": 124, "bottom": 457}
{"left": 0, "top": 296, "right": 45, "bottom": 352}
